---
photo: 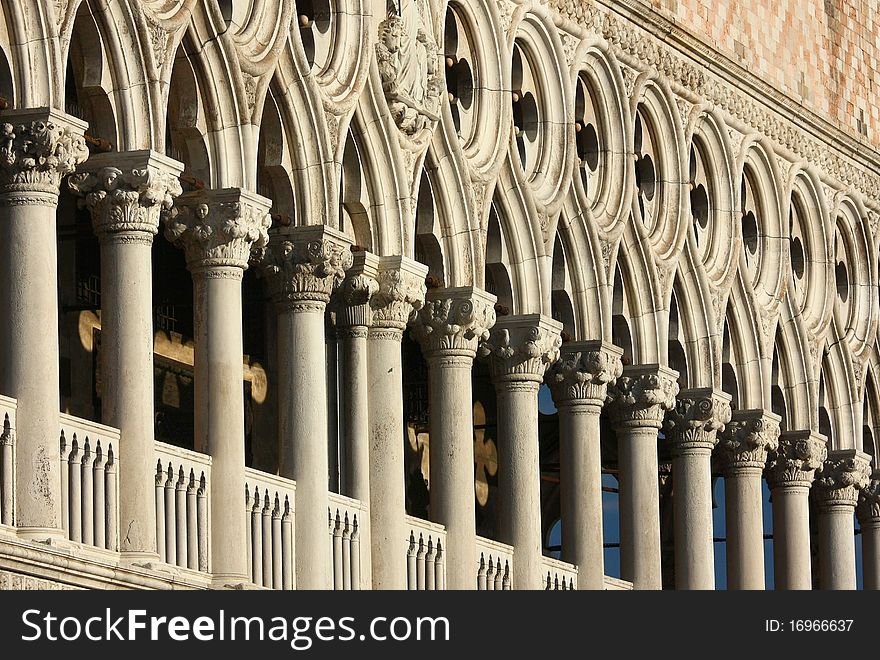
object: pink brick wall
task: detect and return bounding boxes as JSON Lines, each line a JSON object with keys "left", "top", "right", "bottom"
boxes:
{"left": 638, "top": 0, "right": 880, "bottom": 146}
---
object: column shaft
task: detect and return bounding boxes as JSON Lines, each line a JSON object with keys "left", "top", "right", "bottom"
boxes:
{"left": 817, "top": 505, "right": 857, "bottom": 590}
{"left": 724, "top": 468, "right": 765, "bottom": 589}
{"left": 339, "top": 328, "right": 370, "bottom": 502}
{"left": 771, "top": 485, "right": 812, "bottom": 590}
{"left": 862, "top": 521, "right": 880, "bottom": 590}
{"left": 672, "top": 449, "right": 715, "bottom": 589}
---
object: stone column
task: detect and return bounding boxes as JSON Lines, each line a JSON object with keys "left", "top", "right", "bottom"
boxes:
{"left": 0, "top": 110, "right": 88, "bottom": 539}
{"left": 857, "top": 473, "right": 880, "bottom": 590}
{"left": 162, "top": 188, "right": 271, "bottom": 585}
{"left": 606, "top": 365, "right": 678, "bottom": 590}
{"left": 813, "top": 449, "right": 871, "bottom": 590}
{"left": 765, "top": 431, "right": 827, "bottom": 590}
{"left": 715, "top": 409, "right": 780, "bottom": 590}
{"left": 545, "top": 341, "right": 623, "bottom": 590}
{"left": 69, "top": 151, "right": 183, "bottom": 559}
{"left": 479, "top": 314, "right": 562, "bottom": 589}
{"left": 367, "top": 256, "right": 427, "bottom": 589}
{"left": 663, "top": 388, "right": 731, "bottom": 590}
{"left": 259, "top": 226, "right": 352, "bottom": 589}
{"left": 411, "top": 287, "right": 496, "bottom": 590}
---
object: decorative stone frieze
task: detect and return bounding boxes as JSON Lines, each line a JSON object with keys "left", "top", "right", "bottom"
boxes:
{"left": 410, "top": 287, "right": 496, "bottom": 358}
{"left": 813, "top": 450, "right": 872, "bottom": 509}
{"left": 605, "top": 365, "right": 679, "bottom": 429}
{"left": 478, "top": 315, "right": 563, "bottom": 384}
{"left": 258, "top": 225, "right": 352, "bottom": 311}
{"left": 68, "top": 150, "right": 183, "bottom": 239}
{"left": 369, "top": 256, "right": 428, "bottom": 335}
{"left": 0, "top": 108, "right": 88, "bottom": 201}
{"left": 161, "top": 188, "right": 271, "bottom": 273}
{"left": 715, "top": 409, "right": 781, "bottom": 473}
{"left": 663, "top": 388, "right": 731, "bottom": 456}
{"left": 545, "top": 341, "right": 623, "bottom": 409}
{"left": 765, "top": 431, "right": 828, "bottom": 490}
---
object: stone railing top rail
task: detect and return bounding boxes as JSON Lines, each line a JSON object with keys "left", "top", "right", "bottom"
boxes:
{"left": 603, "top": 576, "right": 634, "bottom": 590}
{"left": 0, "top": 395, "right": 16, "bottom": 415}
{"left": 541, "top": 555, "right": 579, "bottom": 576}
{"left": 475, "top": 536, "right": 515, "bottom": 559}
{"left": 154, "top": 441, "right": 212, "bottom": 468}
{"left": 60, "top": 413, "right": 121, "bottom": 445}
{"left": 244, "top": 467, "right": 297, "bottom": 498}
{"left": 405, "top": 515, "right": 447, "bottom": 541}
{"left": 328, "top": 491, "right": 367, "bottom": 514}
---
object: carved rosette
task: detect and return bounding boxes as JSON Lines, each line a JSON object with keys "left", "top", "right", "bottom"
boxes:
{"left": 369, "top": 256, "right": 428, "bottom": 337}
{"left": 68, "top": 156, "right": 183, "bottom": 239}
{"left": 545, "top": 341, "right": 623, "bottom": 410}
{"left": 765, "top": 431, "right": 828, "bottom": 490}
{"left": 478, "top": 315, "right": 563, "bottom": 385}
{"left": 605, "top": 365, "right": 679, "bottom": 429}
{"left": 258, "top": 227, "right": 352, "bottom": 312}
{"left": 715, "top": 410, "right": 781, "bottom": 474}
{"left": 813, "top": 450, "right": 872, "bottom": 510}
{"left": 161, "top": 189, "right": 271, "bottom": 273}
{"left": 0, "top": 111, "right": 88, "bottom": 202}
{"left": 410, "top": 287, "right": 497, "bottom": 359}
{"left": 664, "top": 389, "right": 732, "bottom": 456}
{"left": 857, "top": 474, "right": 880, "bottom": 524}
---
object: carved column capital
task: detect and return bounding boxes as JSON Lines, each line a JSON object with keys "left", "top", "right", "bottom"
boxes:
{"left": 410, "top": 287, "right": 496, "bottom": 359}
{"left": 664, "top": 388, "right": 731, "bottom": 455}
{"left": 605, "top": 364, "right": 679, "bottom": 430}
{"left": 369, "top": 256, "right": 429, "bottom": 339}
{"left": 765, "top": 431, "right": 828, "bottom": 490}
{"left": 857, "top": 473, "right": 880, "bottom": 524}
{"left": 715, "top": 409, "right": 781, "bottom": 474}
{"left": 68, "top": 150, "right": 184, "bottom": 240}
{"left": 813, "top": 449, "right": 872, "bottom": 510}
{"left": 545, "top": 340, "right": 623, "bottom": 410}
{"left": 161, "top": 188, "right": 271, "bottom": 274}
{"left": 0, "top": 108, "right": 89, "bottom": 204}
{"left": 335, "top": 250, "right": 380, "bottom": 331}
{"left": 257, "top": 225, "right": 352, "bottom": 312}
{"left": 478, "top": 314, "right": 562, "bottom": 385}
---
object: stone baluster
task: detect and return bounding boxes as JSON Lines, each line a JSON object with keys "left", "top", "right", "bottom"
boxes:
{"left": 411, "top": 287, "right": 496, "bottom": 590}
{"left": 479, "top": 314, "right": 562, "bottom": 590}
{"left": 258, "top": 225, "right": 352, "bottom": 589}
{"left": 545, "top": 341, "right": 623, "bottom": 590}
{"left": 605, "top": 365, "right": 679, "bottom": 590}
{"left": 0, "top": 109, "right": 88, "bottom": 539}
{"left": 69, "top": 150, "right": 183, "bottom": 562}
{"left": 664, "top": 388, "right": 731, "bottom": 590}
{"left": 813, "top": 449, "right": 871, "bottom": 590}
{"left": 857, "top": 473, "right": 880, "bottom": 590}
{"left": 162, "top": 187, "right": 271, "bottom": 586}
{"left": 765, "top": 431, "right": 827, "bottom": 590}
{"left": 368, "top": 257, "right": 427, "bottom": 588}
{"left": 715, "top": 409, "right": 780, "bottom": 590}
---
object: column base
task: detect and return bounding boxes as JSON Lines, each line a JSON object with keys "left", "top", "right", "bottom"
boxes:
{"left": 16, "top": 527, "right": 66, "bottom": 544}
{"left": 210, "top": 575, "right": 264, "bottom": 590}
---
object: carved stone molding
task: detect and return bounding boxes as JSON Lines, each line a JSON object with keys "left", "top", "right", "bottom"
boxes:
{"left": 765, "top": 431, "right": 828, "bottom": 490}
{"left": 0, "top": 570, "right": 80, "bottom": 590}
{"left": 664, "top": 388, "right": 731, "bottom": 456}
{"left": 258, "top": 225, "right": 352, "bottom": 311}
{"left": 605, "top": 364, "right": 679, "bottom": 429}
{"left": 161, "top": 188, "right": 271, "bottom": 272}
{"left": 410, "top": 287, "right": 497, "bottom": 359}
{"left": 813, "top": 449, "right": 872, "bottom": 510}
{"left": 336, "top": 250, "right": 381, "bottom": 329}
{"left": 545, "top": 340, "right": 623, "bottom": 409}
{"left": 857, "top": 473, "right": 880, "bottom": 524}
{"left": 0, "top": 108, "right": 88, "bottom": 202}
{"left": 68, "top": 150, "right": 184, "bottom": 238}
{"left": 715, "top": 409, "right": 781, "bottom": 474}
{"left": 369, "top": 255, "right": 428, "bottom": 332}
{"left": 478, "top": 314, "right": 563, "bottom": 384}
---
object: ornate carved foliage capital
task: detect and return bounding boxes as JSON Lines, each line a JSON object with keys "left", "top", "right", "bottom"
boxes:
{"left": 336, "top": 250, "right": 381, "bottom": 329}
{"left": 161, "top": 189, "right": 271, "bottom": 272}
{"left": 478, "top": 315, "right": 563, "bottom": 384}
{"left": 765, "top": 432, "right": 828, "bottom": 490}
{"left": 411, "top": 288, "right": 497, "bottom": 358}
{"left": 813, "top": 450, "right": 872, "bottom": 509}
{"left": 605, "top": 365, "right": 679, "bottom": 428}
{"left": 258, "top": 227, "right": 352, "bottom": 309}
{"left": 370, "top": 257, "right": 428, "bottom": 330}
{"left": 715, "top": 410, "right": 781, "bottom": 473}
{"left": 857, "top": 474, "right": 880, "bottom": 523}
{"left": 546, "top": 341, "right": 624, "bottom": 407}
{"left": 68, "top": 156, "right": 183, "bottom": 237}
{"left": 664, "top": 389, "right": 732, "bottom": 455}
{"left": 0, "top": 111, "right": 88, "bottom": 199}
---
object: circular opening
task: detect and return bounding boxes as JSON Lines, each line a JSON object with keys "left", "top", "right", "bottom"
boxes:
{"left": 836, "top": 261, "right": 849, "bottom": 302}
{"left": 742, "top": 211, "right": 758, "bottom": 255}
{"left": 790, "top": 235, "right": 805, "bottom": 279}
